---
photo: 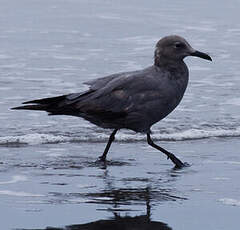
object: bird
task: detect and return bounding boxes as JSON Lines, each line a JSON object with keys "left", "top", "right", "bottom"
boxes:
{"left": 12, "top": 35, "right": 212, "bottom": 168}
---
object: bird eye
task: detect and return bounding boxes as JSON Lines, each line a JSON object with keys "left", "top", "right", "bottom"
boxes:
{"left": 174, "top": 42, "right": 184, "bottom": 49}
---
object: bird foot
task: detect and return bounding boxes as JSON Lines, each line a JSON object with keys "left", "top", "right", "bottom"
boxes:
{"left": 94, "top": 156, "right": 108, "bottom": 169}
{"left": 173, "top": 162, "right": 190, "bottom": 169}
{"left": 167, "top": 153, "right": 190, "bottom": 169}
{"left": 96, "top": 155, "right": 107, "bottom": 162}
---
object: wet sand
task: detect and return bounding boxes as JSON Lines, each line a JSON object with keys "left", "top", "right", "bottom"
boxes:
{"left": 1, "top": 137, "right": 239, "bottom": 229}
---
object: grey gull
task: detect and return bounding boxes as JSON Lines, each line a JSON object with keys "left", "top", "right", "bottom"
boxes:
{"left": 12, "top": 35, "right": 212, "bottom": 168}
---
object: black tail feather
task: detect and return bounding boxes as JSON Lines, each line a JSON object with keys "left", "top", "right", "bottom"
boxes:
{"left": 11, "top": 104, "right": 49, "bottom": 111}
{"left": 11, "top": 95, "right": 68, "bottom": 112}
{"left": 22, "top": 95, "right": 67, "bottom": 105}
{"left": 11, "top": 90, "right": 94, "bottom": 115}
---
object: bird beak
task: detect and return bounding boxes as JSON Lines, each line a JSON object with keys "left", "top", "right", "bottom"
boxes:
{"left": 190, "top": 50, "right": 212, "bottom": 61}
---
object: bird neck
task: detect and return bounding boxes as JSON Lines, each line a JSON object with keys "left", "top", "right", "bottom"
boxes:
{"left": 154, "top": 55, "right": 184, "bottom": 69}
{"left": 154, "top": 57, "right": 188, "bottom": 80}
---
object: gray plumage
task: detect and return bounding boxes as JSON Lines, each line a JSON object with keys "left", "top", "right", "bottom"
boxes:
{"left": 12, "top": 35, "right": 212, "bottom": 168}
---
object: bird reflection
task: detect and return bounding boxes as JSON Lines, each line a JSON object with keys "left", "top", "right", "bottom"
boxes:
{"left": 18, "top": 157, "right": 187, "bottom": 230}
{"left": 19, "top": 188, "right": 173, "bottom": 230}
{"left": 44, "top": 214, "right": 172, "bottom": 230}
{"left": 83, "top": 186, "right": 185, "bottom": 206}
{"left": 18, "top": 187, "right": 184, "bottom": 230}
{"left": 21, "top": 217, "right": 172, "bottom": 230}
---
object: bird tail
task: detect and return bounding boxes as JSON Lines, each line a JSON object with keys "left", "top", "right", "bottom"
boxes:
{"left": 11, "top": 104, "right": 49, "bottom": 111}
{"left": 11, "top": 95, "right": 69, "bottom": 113}
{"left": 11, "top": 91, "right": 93, "bottom": 115}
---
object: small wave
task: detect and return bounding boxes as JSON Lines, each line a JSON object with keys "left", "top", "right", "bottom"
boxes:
{"left": 0, "top": 133, "right": 76, "bottom": 146}
{"left": 0, "top": 190, "right": 44, "bottom": 197}
{"left": 1, "top": 128, "right": 240, "bottom": 146}
{"left": 219, "top": 198, "right": 240, "bottom": 207}
{"left": 0, "top": 175, "right": 27, "bottom": 185}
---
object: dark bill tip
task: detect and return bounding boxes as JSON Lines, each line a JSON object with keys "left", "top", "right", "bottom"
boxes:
{"left": 191, "top": 50, "right": 212, "bottom": 61}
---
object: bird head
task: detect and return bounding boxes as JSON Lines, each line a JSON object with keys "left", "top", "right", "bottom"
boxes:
{"left": 154, "top": 35, "right": 212, "bottom": 66}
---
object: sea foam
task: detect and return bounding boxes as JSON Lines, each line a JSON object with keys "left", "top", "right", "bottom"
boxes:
{"left": 1, "top": 127, "right": 240, "bottom": 146}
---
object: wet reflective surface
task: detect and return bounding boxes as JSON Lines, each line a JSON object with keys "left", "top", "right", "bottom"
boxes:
{"left": 19, "top": 201, "right": 173, "bottom": 230}
{"left": 1, "top": 139, "right": 240, "bottom": 229}
{"left": 1, "top": 0, "right": 240, "bottom": 229}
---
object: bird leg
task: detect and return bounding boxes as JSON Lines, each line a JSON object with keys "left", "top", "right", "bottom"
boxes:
{"left": 98, "top": 129, "right": 118, "bottom": 161}
{"left": 147, "top": 133, "right": 187, "bottom": 168}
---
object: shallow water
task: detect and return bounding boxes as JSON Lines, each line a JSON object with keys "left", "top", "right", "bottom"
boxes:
{"left": 1, "top": 0, "right": 240, "bottom": 229}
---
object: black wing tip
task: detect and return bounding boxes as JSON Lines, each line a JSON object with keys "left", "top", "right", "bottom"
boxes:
{"left": 22, "top": 99, "right": 40, "bottom": 104}
{"left": 11, "top": 104, "right": 47, "bottom": 111}
{"left": 22, "top": 101, "right": 31, "bottom": 105}
{"left": 11, "top": 100, "right": 38, "bottom": 110}
{"left": 11, "top": 105, "right": 32, "bottom": 110}
{"left": 11, "top": 106, "right": 20, "bottom": 110}
{"left": 11, "top": 105, "right": 31, "bottom": 110}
